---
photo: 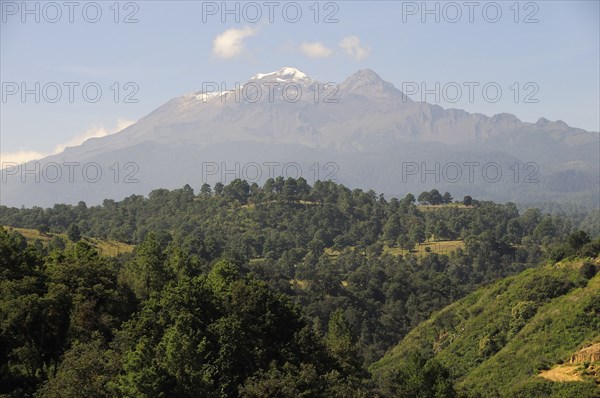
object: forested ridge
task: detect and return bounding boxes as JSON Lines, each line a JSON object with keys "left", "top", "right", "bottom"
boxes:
{"left": 1, "top": 178, "right": 599, "bottom": 397}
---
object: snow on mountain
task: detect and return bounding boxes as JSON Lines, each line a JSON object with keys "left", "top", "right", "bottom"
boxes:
{"left": 1, "top": 67, "right": 598, "bottom": 207}
{"left": 191, "top": 67, "right": 313, "bottom": 103}
{"left": 251, "top": 67, "right": 311, "bottom": 82}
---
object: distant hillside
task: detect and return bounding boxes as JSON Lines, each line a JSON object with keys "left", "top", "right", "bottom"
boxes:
{"left": 371, "top": 257, "right": 600, "bottom": 397}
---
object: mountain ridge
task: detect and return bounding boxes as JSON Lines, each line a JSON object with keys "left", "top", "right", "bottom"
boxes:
{"left": 1, "top": 68, "right": 598, "bottom": 207}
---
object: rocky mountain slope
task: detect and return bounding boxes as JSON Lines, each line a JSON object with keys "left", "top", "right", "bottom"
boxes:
{"left": 1, "top": 68, "right": 598, "bottom": 207}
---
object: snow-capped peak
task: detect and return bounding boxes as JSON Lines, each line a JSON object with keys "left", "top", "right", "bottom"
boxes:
{"left": 251, "top": 67, "right": 311, "bottom": 82}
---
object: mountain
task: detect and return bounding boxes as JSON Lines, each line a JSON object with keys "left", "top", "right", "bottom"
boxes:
{"left": 1, "top": 67, "right": 598, "bottom": 207}
{"left": 370, "top": 257, "right": 600, "bottom": 397}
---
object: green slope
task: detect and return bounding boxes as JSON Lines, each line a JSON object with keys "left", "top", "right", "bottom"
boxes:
{"left": 371, "top": 257, "right": 600, "bottom": 397}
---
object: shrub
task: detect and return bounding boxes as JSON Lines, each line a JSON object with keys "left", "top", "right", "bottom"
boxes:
{"left": 579, "top": 261, "right": 597, "bottom": 279}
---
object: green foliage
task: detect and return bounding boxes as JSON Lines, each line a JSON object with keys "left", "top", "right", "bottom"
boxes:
{"left": 579, "top": 239, "right": 600, "bottom": 258}
{"left": 240, "top": 362, "right": 370, "bottom": 398}
{"left": 508, "top": 300, "right": 537, "bottom": 338}
{"left": 121, "top": 232, "right": 170, "bottom": 301}
{"left": 504, "top": 378, "right": 600, "bottom": 398}
{"left": 0, "top": 179, "right": 597, "bottom": 397}
{"left": 580, "top": 261, "right": 597, "bottom": 280}
{"left": 36, "top": 224, "right": 49, "bottom": 235}
{"left": 223, "top": 179, "right": 250, "bottom": 204}
{"left": 206, "top": 259, "right": 240, "bottom": 294}
{"left": 378, "top": 354, "right": 456, "bottom": 398}
{"left": 372, "top": 259, "right": 600, "bottom": 397}
{"left": 66, "top": 224, "right": 81, "bottom": 242}
{"left": 569, "top": 230, "right": 592, "bottom": 250}
{"left": 200, "top": 183, "right": 212, "bottom": 196}
{"left": 37, "top": 337, "right": 120, "bottom": 398}
{"left": 0, "top": 230, "right": 136, "bottom": 396}
{"left": 114, "top": 275, "right": 352, "bottom": 397}
{"left": 418, "top": 189, "right": 445, "bottom": 205}
{"left": 325, "top": 309, "right": 362, "bottom": 373}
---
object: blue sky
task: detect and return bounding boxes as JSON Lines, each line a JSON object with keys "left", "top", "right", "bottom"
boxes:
{"left": 1, "top": 0, "right": 599, "bottom": 163}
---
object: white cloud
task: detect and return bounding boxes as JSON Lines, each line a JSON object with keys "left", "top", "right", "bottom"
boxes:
{"left": 212, "top": 27, "right": 257, "bottom": 59}
{"left": 54, "top": 118, "right": 134, "bottom": 153}
{"left": 0, "top": 118, "right": 135, "bottom": 166}
{"left": 339, "top": 36, "right": 371, "bottom": 60}
{"left": 299, "top": 41, "right": 332, "bottom": 58}
{"left": 0, "top": 150, "right": 47, "bottom": 164}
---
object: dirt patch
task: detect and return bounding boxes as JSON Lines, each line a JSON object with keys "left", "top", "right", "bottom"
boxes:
{"left": 538, "top": 365, "right": 583, "bottom": 382}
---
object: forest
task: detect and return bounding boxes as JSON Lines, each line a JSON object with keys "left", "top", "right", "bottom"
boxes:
{"left": 1, "top": 177, "right": 599, "bottom": 397}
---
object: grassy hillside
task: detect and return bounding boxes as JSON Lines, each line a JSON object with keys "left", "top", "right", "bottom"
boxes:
{"left": 371, "top": 257, "right": 600, "bottom": 397}
{"left": 1, "top": 226, "right": 134, "bottom": 257}
{"left": 384, "top": 240, "right": 464, "bottom": 257}
{"left": 322, "top": 239, "right": 465, "bottom": 259}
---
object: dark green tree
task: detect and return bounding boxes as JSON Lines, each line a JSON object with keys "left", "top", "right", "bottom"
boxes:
{"left": 122, "top": 233, "right": 169, "bottom": 300}
{"left": 66, "top": 224, "right": 81, "bottom": 242}
{"left": 200, "top": 183, "right": 212, "bottom": 196}
{"left": 463, "top": 195, "right": 473, "bottom": 206}
{"left": 442, "top": 192, "right": 453, "bottom": 204}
